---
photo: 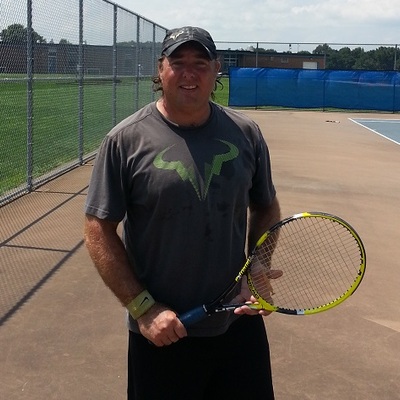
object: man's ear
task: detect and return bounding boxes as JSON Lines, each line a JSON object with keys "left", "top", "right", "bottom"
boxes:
{"left": 158, "top": 57, "right": 165, "bottom": 73}
{"left": 215, "top": 60, "right": 221, "bottom": 73}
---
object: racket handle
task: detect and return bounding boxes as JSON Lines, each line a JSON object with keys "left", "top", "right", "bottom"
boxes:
{"left": 179, "top": 306, "right": 208, "bottom": 327}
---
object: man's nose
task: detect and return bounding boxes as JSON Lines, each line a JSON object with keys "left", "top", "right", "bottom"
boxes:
{"left": 182, "top": 66, "right": 196, "bottom": 78}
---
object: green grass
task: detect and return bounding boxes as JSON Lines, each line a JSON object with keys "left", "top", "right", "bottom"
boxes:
{"left": 214, "top": 77, "right": 229, "bottom": 106}
{"left": 0, "top": 76, "right": 159, "bottom": 196}
{"left": 0, "top": 76, "right": 230, "bottom": 196}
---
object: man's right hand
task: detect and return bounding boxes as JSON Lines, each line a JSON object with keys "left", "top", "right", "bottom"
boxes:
{"left": 137, "top": 303, "right": 187, "bottom": 347}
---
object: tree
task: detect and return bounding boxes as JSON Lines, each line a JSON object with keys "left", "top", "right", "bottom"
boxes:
{"left": 372, "top": 46, "right": 398, "bottom": 70}
{"left": 312, "top": 43, "right": 398, "bottom": 70}
{"left": 313, "top": 44, "right": 334, "bottom": 56}
{"left": 0, "top": 23, "right": 46, "bottom": 44}
{"left": 336, "top": 47, "right": 356, "bottom": 69}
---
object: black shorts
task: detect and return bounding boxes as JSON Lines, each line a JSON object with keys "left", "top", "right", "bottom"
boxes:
{"left": 128, "top": 315, "right": 274, "bottom": 400}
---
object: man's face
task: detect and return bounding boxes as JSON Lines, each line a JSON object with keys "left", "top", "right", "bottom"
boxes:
{"left": 158, "top": 42, "right": 220, "bottom": 112}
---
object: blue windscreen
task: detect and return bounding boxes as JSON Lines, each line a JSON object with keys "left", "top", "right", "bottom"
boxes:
{"left": 229, "top": 67, "right": 400, "bottom": 111}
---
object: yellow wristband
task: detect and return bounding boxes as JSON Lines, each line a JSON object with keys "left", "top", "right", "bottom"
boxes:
{"left": 126, "top": 290, "right": 155, "bottom": 320}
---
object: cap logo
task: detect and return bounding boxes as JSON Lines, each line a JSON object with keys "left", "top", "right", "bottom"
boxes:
{"left": 169, "top": 29, "right": 186, "bottom": 41}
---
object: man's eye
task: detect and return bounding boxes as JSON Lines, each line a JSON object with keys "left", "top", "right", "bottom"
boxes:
{"left": 169, "top": 60, "right": 209, "bottom": 70}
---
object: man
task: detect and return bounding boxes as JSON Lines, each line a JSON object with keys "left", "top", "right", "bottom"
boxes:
{"left": 84, "top": 26, "right": 280, "bottom": 399}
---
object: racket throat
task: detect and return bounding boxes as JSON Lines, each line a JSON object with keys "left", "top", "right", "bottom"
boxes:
{"left": 214, "top": 305, "right": 237, "bottom": 313}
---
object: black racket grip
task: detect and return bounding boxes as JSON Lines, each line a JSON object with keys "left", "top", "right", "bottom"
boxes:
{"left": 179, "top": 306, "right": 208, "bottom": 327}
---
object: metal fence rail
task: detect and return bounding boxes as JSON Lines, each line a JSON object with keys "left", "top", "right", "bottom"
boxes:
{"left": 0, "top": 0, "right": 167, "bottom": 206}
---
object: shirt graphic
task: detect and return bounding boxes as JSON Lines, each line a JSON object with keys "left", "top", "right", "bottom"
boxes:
{"left": 153, "top": 139, "right": 239, "bottom": 201}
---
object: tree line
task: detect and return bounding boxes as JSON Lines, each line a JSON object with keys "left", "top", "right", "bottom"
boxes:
{"left": 247, "top": 44, "right": 399, "bottom": 71}
{"left": 312, "top": 44, "right": 399, "bottom": 71}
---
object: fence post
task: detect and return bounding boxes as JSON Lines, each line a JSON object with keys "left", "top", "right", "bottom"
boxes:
{"left": 135, "top": 17, "right": 140, "bottom": 111}
{"left": 256, "top": 42, "right": 259, "bottom": 68}
{"left": 78, "top": 0, "right": 84, "bottom": 164}
{"left": 392, "top": 71, "right": 397, "bottom": 113}
{"left": 26, "top": 0, "right": 34, "bottom": 192}
{"left": 394, "top": 46, "right": 399, "bottom": 113}
{"left": 151, "top": 25, "right": 156, "bottom": 102}
{"left": 322, "top": 70, "right": 327, "bottom": 111}
{"left": 112, "top": 4, "right": 117, "bottom": 127}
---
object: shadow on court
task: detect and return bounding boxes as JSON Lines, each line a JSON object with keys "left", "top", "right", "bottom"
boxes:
{"left": 0, "top": 110, "right": 399, "bottom": 400}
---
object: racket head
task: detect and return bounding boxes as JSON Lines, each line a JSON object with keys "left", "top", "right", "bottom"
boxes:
{"left": 247, "top": 212, "right": 366, "bottom": 315}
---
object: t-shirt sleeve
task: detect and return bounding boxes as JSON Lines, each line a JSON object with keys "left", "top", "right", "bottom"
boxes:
{"left": 84, "top": 135, "right": 128, "bottom": 222}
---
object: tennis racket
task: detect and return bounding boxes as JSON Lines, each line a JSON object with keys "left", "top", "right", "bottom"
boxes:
{"left": 179, "top": 212, "right": 366, "bottom": 327}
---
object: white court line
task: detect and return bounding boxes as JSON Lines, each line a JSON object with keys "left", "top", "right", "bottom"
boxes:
{"left": 349, "top": 118, "right": 400, "bottom": 146}
{"left": 351, "top": 119, "right": 400, "bottom": 123}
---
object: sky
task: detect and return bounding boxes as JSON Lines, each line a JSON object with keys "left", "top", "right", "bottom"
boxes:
{"left": 115, "top": 0, "right": 400, "bottom": 47}
{"left": 2, "top": 0, "right": 400, "bottom": 52}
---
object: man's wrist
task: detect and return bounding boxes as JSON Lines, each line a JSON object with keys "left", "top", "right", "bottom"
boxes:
{"left": 126, "top": 290, "right": 155, "bottom": 320}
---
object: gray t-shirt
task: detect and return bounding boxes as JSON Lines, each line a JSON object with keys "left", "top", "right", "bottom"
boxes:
{"left": 85, "top": 101, "right": 276, "bottom": 336}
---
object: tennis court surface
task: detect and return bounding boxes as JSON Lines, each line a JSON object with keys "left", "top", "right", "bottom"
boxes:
{"left": 1, "top": 110, "right": 399, "bottom": 400}
{"left": 350, "top": 118, "right": 400, "bottom": 145}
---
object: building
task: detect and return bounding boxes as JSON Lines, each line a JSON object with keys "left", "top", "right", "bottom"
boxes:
{"left": 218, "top": 49, "right": 326, "bottom": 72}
{"left": 0, "top": 42, "right": 155, "bottom": 76}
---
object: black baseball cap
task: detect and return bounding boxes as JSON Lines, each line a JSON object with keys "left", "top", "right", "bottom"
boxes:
{"left": 161, "top": 26, "right": 217, "bottom": 59}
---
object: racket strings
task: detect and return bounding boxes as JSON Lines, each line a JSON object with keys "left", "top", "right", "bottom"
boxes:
{"left": 250, "top": 216, "right": 364, "bottom": 312}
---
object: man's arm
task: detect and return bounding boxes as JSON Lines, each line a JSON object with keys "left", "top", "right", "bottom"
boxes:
{"left": 84, "top": 214, "right": 143, "bottom": 306}
{"left": 233, "top": 196, "right": 281, "bottom": 316}
{"left": 247, "top": 196, "right": 281, "bottom": 253}
{"left": 84, "top": 214, "right": 186, "bottom": 346}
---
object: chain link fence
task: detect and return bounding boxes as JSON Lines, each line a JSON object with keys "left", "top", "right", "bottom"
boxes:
{"left": 0, "top": 0, "right": 167, "bottom": 206}
{"left": 2, "top": 2, "right": 399, "bottom": 206}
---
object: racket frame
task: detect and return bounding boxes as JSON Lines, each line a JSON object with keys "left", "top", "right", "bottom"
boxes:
{"left": 179, "top": 211, "right": 366, "bottom": 326}
{"left": 247, "top": 212, "right": 367, "bottom": 315}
